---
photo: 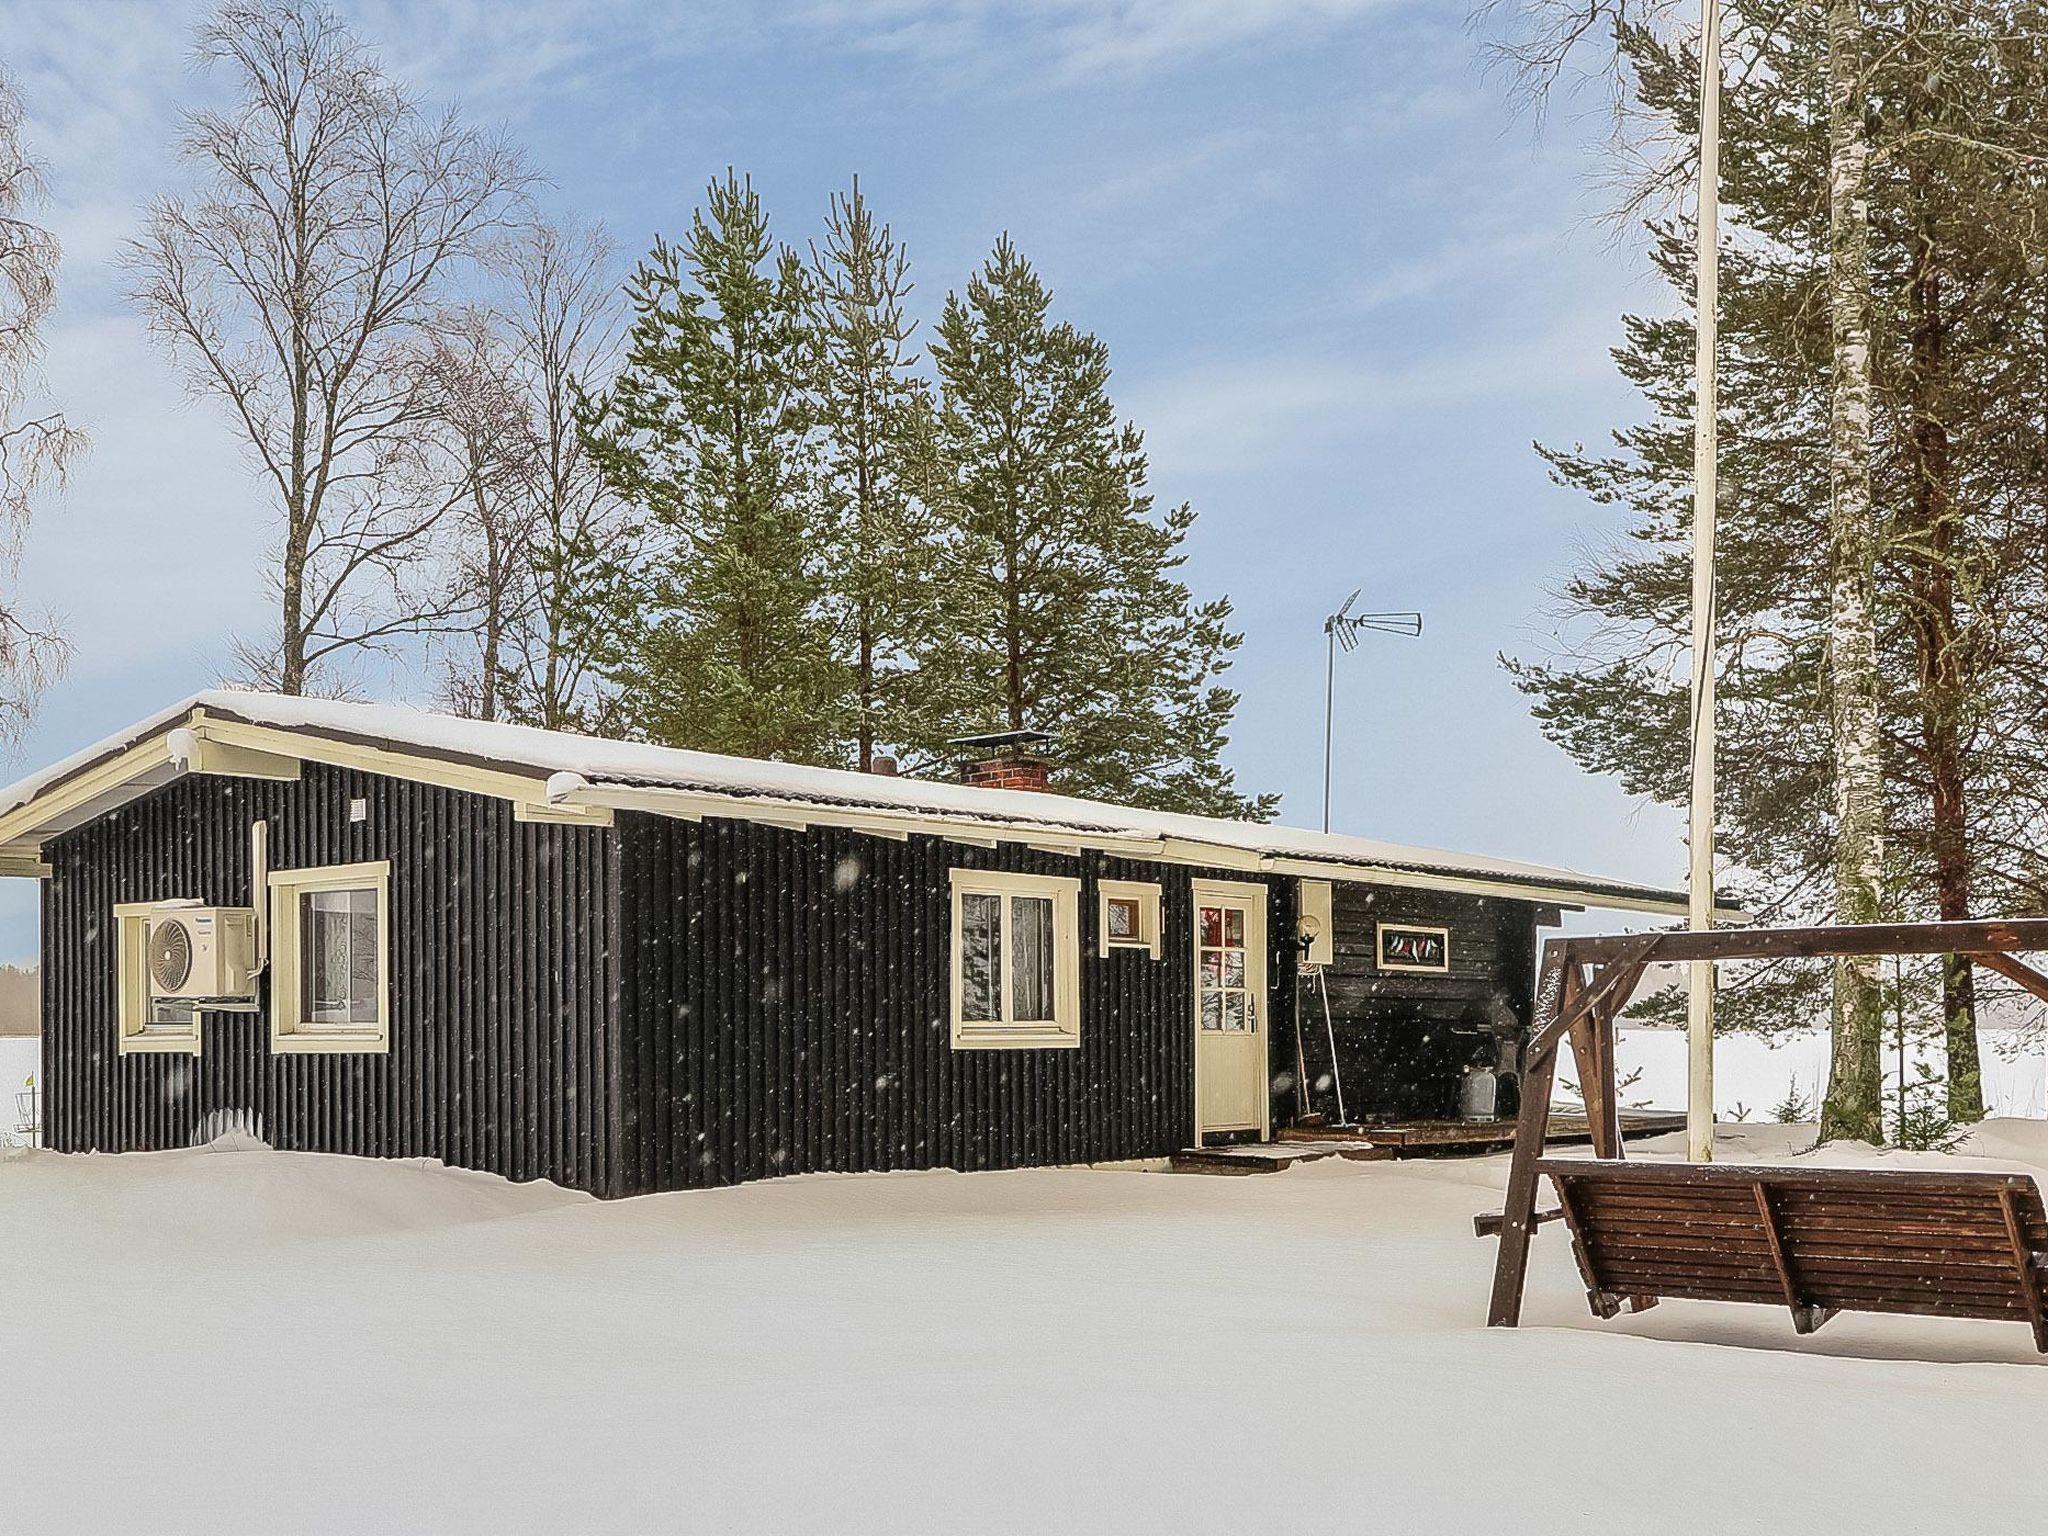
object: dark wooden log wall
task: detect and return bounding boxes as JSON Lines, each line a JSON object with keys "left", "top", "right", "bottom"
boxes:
{"left": 38, "top": 762, "right": 1543, "bottom": 1195}
{"left": 612, "top": 811, "right": 1297, "bottom": 1192}
{"left": 40, "top": 765, "right": 620, "bottom": 1193}
{"left": 1300, "top": 882, "right": 1540, "bottom": 1122}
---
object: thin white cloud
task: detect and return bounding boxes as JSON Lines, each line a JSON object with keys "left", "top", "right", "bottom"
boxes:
{"left": 1122, "top": 314, "right": 1622, "bottom": 479}
{"left": 1347, "top": 225, "right": 1561, "bottom": 313}
{"left": 798, "top": 0, "right": 1403, "bottom": 85}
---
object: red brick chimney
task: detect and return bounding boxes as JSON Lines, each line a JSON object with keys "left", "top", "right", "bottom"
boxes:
{"left": 951, "top": 729, "right": 1054, "bottom": 792}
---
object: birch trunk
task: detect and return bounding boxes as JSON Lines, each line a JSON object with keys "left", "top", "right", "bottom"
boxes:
{"left": 1819, "top": 0, "right": 1888, "bottom": 1144}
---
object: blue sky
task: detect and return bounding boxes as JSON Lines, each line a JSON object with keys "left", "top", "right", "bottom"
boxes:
{"left": 0, "top": 0, "right": 1675, "bottom": 960}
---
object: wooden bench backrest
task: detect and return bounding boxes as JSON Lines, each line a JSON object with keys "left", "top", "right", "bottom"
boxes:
{"left": 1535, "top": 1158, "right": 2048, "bottom": 1346}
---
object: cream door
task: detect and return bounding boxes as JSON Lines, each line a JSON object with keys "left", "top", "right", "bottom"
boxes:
{"left": 1192, "top": 880, "right": 1270, "bottom": 1144}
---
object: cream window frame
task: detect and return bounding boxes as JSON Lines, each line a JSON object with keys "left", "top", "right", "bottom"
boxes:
{"left": 1097, "top": 878, "right": 1163, "bottom": 958}
{"left": 268, "top": 861, "right": 391, "bottom": 1055}
{"left": 114, "top": 901, "right": 202, "bottom": 1055}
{"left": 948, "top": 868, "right": 1082, "bottom": 1050}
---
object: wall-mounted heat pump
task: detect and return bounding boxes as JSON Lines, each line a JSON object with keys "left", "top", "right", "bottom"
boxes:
{"left": 148, "top": 904, "right": 258, "bottom": 1000}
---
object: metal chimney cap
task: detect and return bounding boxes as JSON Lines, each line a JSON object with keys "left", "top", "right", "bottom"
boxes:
{"left": 946, "top": 729, "right": 1054, "bottom": 752}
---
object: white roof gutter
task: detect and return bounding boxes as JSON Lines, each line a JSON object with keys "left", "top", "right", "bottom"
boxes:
{"left": 548, "top": 778, "right": 1718, "bottom": 918}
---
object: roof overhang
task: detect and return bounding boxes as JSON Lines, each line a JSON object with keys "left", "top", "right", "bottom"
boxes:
{"left": 0, "top": 705, "right": 611, "bottom": 870}
{"left": 0, "top": 700, "right": 1732, "bottom": 919}
{"left": 542, "top": 778, "right": 1728, "bottom": 918}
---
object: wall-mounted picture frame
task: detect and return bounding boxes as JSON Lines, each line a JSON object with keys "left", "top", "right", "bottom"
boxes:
{"left": 1376, "top": 922, "right": 1449, "bottom": 974}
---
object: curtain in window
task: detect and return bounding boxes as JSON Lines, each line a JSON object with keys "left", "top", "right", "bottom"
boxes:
{"left": 1010, "top": 895, "right": 1054, "bottom": 1023}
{"left": 960, "top": 893, "right": 1003, "bottom": 1022}
{"left": 304, "top": 888, "right": 378, "bottom": 1025}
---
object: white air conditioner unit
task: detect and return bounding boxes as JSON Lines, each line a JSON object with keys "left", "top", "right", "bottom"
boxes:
{"left": 148, "top": 904, "right": 258, "bottom": 1001}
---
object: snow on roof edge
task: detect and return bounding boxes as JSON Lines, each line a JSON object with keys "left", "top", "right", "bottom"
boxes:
{"left": 0, "top": 690, "right": 1693, "bottom": 909}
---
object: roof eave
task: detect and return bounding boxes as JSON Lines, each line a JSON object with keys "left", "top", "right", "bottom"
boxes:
{"left": 0, "top": 704, "right": 1722, "bottom": 919}
{"left": 555, "top": 778, "right": 1713, "bottom": 916}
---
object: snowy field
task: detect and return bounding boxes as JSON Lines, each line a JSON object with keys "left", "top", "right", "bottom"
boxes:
{"left": 15, "top": 1028, "right": 2041, "bottom": 1148}
{"left": 6, "top": 1120, "right": 2048, "bottom": 1533}
{"left": 1612, "top": 1025, "right": 2047, "bottom": 1120}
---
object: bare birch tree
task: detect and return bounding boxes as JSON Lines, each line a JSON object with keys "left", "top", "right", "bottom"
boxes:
{"left": 421, "top": 310, "right": 534, "bottom": 721}
{"left": 0, "top": 64, "right": 80, "bottom": 741}
{"left": 1819, "top": 0, "right": 1887, "bottom": 1143}
{"left": 494, "top": 218, "right": 628, "bottom": 733}
{"left": 126, "top": 0, "right": 527, "bottom": 695}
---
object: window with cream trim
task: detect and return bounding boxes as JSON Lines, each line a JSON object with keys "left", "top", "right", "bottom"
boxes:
{"left": 268, "top": 861, "right": 390, "bottom": 1053}
{"left": 949, "top": 868, "right": 1081, "bottom": 1048}
{"left": 113, "top": 902, "right": 201, "bottom": 1055}
{"left": 1097, "top": 879, "right": 1162, "bottom": 957}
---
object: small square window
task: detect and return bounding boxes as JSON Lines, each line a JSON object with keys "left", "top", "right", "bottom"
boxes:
{"left": 1105, "top": 896, "right": 1141, "bottom": 942}
{"left": 1097, "top": 879, "right": 1162, "bottom": 958}
{"left": 269, "top": 862, "right": 390, "bottom": 1053}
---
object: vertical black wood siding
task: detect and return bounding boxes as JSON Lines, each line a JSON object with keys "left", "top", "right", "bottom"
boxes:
{"left": 612, "top": 811, "right": 1300, "bottom": 1191}
{"left": 38, "top": 762, "right": 1541, "bottom": 1196}
{"left": 40, "top": 765, "right": 620, "bottom": 1193}
{"left": 1300, "top": 882, "right": 1541, "bottom": 1122}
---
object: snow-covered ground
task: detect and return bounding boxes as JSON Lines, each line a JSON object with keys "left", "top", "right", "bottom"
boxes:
{"left": 5, "top": 1121, "right": 2047, "bottom": 1533}
{"left": 14, "top": 1026, "right": 2038, "bottom": 1149}
{"left": 1613, "top": 1025, "right": 2047, "bottom": 1120}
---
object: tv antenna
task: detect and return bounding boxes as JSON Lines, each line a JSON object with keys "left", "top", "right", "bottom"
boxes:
{"left": 1322, "top": 588, "right": 1423, "bottom": 833}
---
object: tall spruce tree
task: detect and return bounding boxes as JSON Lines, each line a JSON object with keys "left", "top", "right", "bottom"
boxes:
{"left": 1499, "top": 4, "right": 2048, "bottom": 1105}
{"left": 924, "top": 237, "right": 1273, "bottom": 818}
{"left": 581, "top": 172, "right": 843, "bottom": 762}
{"left": 806, "top": 178, "right": 940, "bottom": 771}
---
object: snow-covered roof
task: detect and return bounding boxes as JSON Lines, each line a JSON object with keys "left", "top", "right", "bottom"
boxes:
{"left": 0, "top": 690, "right": 1707, "bottom": 914}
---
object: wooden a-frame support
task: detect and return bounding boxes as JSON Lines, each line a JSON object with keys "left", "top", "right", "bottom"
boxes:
{"left": 1482, "top": 917, "right": 2048, "bottom": 1329}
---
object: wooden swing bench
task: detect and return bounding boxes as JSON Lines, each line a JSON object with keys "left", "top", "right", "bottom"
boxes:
{"left": 1477, "top": 919, "right": 2048, "bottom": 1353}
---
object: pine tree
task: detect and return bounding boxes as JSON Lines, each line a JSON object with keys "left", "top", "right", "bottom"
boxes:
{"left": 924, "top": 237, "right": 1272, "bottom": 818}
{"left": 1770, "top": 1076, "right": 1814, "bottom": 1126}
{"left": 582, "top": 172, "right": 843, "bottom": 762}
{"left": 806, "top": 178, "right": 941, "bottom": 771}
{"left": 1500, "top": 4, "right": 2048, "bottom": 1070}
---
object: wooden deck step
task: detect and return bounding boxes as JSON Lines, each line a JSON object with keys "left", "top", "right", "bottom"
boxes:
{"left": 1173, "top": 1110, "right": 1689, "bottom": 1173}
{"left": 1350, "top": 1110, "right": 1686, "bottom": 1154}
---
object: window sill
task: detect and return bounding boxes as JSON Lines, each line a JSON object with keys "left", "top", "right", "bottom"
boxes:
{"left": 951, "top": 1025, "right": 1081, "bottom": 1051}
{"left": 1102, "top": 938, "right": 1161, "bottom": 959}
{"left": 117, "top": 1031, "right": 202, "bottom": 1057}
{"left": 272, "top": 1029, "right": 389, "bottom": 1055}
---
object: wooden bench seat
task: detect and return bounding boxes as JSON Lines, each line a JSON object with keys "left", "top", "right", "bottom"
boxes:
{"left": 1535, "top": 1157, "right": 2048, "bottom": 1351}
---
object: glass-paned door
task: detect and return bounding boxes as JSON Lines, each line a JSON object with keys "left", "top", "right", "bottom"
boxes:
{"left": 1193, "top": 886, "right": 1267, "bottom": 1142}
{"left": 1198, "top": 902, "right": 1254, "bottom": 1034}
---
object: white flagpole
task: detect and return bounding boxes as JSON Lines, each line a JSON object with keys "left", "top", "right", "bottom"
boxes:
{"left": 1687, "top": 0, "right": 1723, "bottom": 1164}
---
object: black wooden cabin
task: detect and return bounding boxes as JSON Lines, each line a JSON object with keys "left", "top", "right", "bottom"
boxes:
{"left": 0, "top": 694, "right": 1693, "bottom": 1196}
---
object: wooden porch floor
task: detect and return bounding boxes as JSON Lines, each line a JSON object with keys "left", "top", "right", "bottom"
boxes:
{"left": 1169, "top": 1110, "right": 1687, "bottom": 1174}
